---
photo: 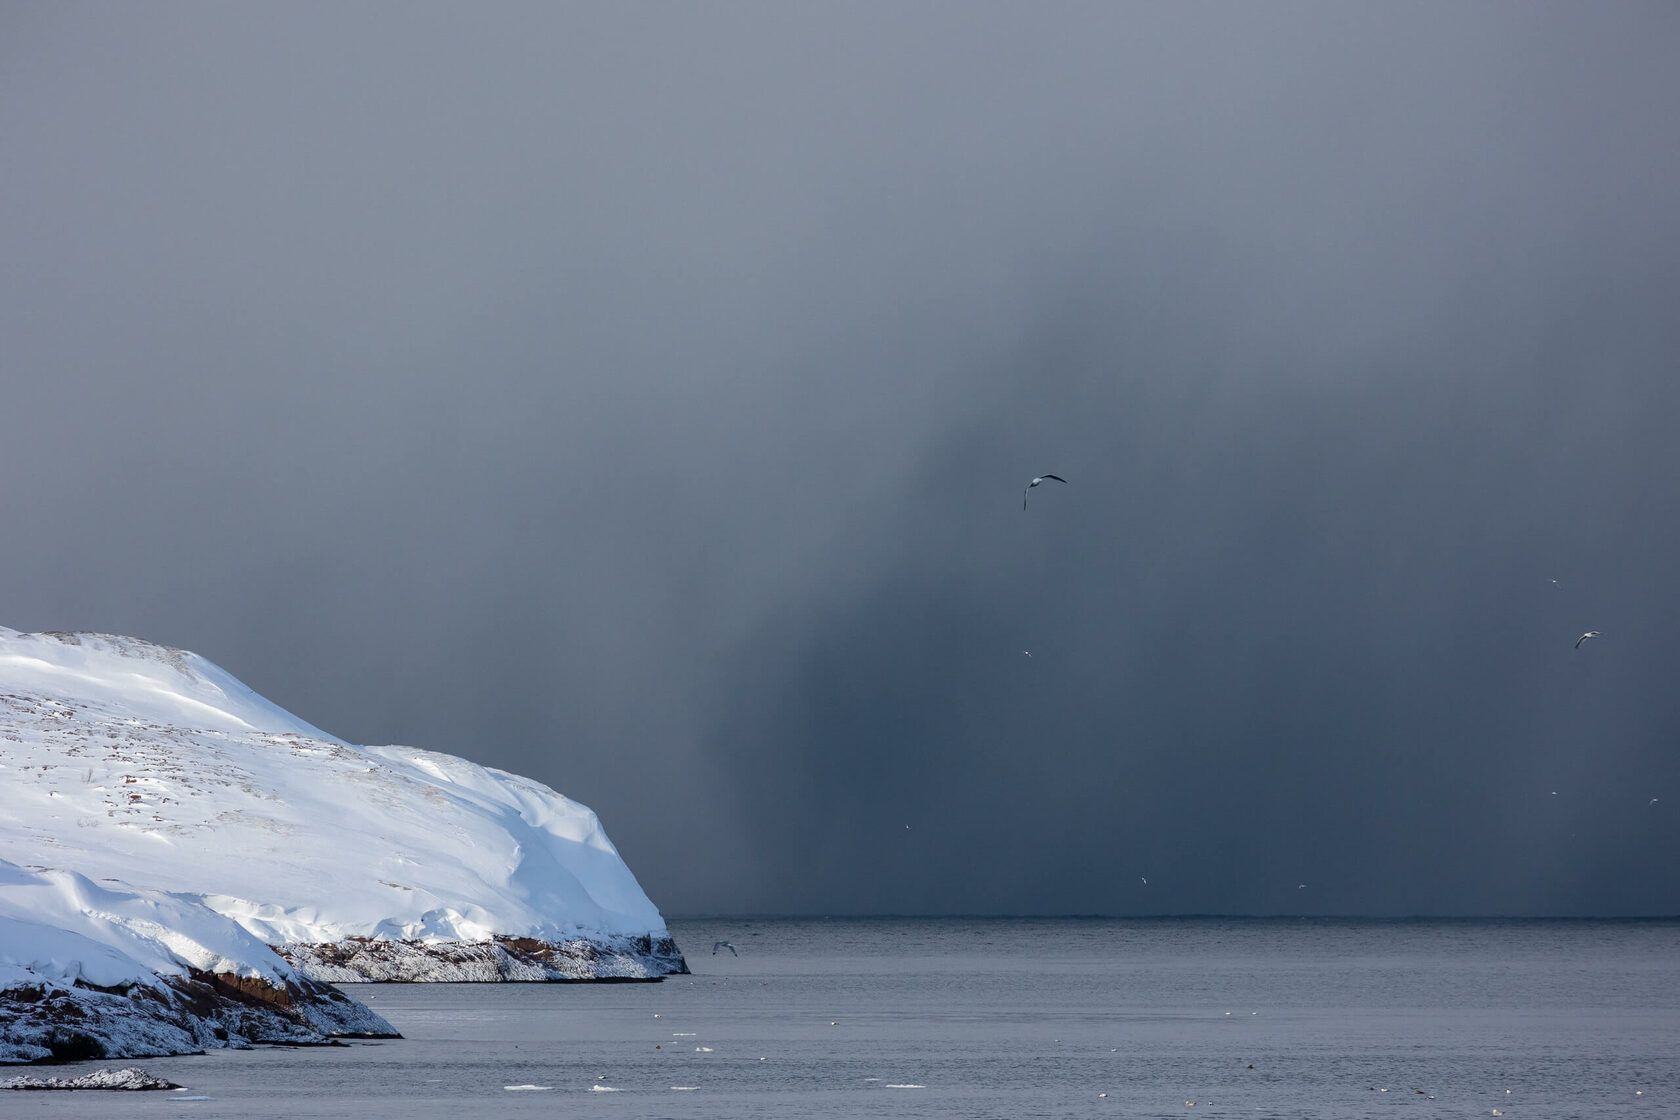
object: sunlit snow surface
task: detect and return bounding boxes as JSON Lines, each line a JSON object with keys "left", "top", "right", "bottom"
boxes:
{"left": 0, "top": 627, "right": 678, "bottom": 995}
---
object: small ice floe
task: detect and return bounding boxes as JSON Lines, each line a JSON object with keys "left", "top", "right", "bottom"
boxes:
{"left": 673, "top": 1032, "right": 697, "bottom": 1036}
{"left": 863, "top": 1078, "right": 881, "bottom": 1082}
{"left": 503, "top": 1085, "right": 552, "bottom": 1091}
{"left": 885, "top": 1084, "right": 926, "bottom": 1089}
{"left": 1, "top": 1068, "right": 182, "bottom": 1091}
{"left": 670, "top": 1086, "right": 698, "bottom": 1091}
{"left": 696, "top": 1046, "right": 714, "bottom": 1052}
{"left": 589, "top": 1085, "right": 621, "bottom": 1092}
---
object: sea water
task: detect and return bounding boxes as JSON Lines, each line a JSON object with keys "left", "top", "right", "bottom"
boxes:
{"left": 8, "top": 918, "right": 1678, "bottom": 1118}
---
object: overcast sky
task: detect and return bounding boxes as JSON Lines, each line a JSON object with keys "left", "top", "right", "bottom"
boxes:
{"left": 4, "top": 3, "right": 1678, "bottom": 917}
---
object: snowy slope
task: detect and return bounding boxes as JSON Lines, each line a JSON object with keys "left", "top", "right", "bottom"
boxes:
{"left": 0, "top": 627, "right": 685, "bottom": 983}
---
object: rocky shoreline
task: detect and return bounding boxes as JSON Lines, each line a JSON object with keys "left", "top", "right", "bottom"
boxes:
{"left": 0, "top": 968, "right": 397, "bottom": 1065}
{"left": 2, "top": 933, "right": 689, "bottom": 1064}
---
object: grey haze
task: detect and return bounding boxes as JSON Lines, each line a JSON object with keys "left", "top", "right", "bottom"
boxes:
{"left": 3, "top": 3, "right": 1677, "bottom": 916}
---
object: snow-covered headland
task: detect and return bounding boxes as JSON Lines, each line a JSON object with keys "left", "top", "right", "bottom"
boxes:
{"left": 0, "top": 627, "right": 686, "bottom": 1062}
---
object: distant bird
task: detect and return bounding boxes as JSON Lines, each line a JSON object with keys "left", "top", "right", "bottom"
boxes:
{"left": 1023, "top": 650, "right": 1032, "bottom": 657}
{"left": 1022, "top": 474, "right": 1067, "bottom": 509}
{"left": 1575, "top": 630, "right": 1602, "bottom": 649}
{"left": 712, "top": 940, "right": 736, "bottom": 956}
{"left": 1140, "top": 876, "right": 1148, "bottom": 885}
{"left": 1297, "top": 883, "right": 1306, "bottom": 890}
{"left": 1651, "top": 799, "right": 1660, "bottom": 807}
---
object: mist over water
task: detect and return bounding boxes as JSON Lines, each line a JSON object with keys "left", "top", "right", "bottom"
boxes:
{"left": 3, "top": 5, "right": 1679, "bottom": 915}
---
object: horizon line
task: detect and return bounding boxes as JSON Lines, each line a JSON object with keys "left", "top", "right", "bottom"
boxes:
{"left": 664, "top": 912, "right": 1680, "bottom": 923}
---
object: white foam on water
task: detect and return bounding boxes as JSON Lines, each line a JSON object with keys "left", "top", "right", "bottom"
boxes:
{"left": 504, "top": 1085, "right": 552, "bottom": 1091}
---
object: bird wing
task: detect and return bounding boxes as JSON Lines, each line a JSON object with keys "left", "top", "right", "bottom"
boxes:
{"left": 1575, "top": 633, "right": 1596, "bottom": 648}
{"left": 1042, "top": 474, "right": 1067, "bottom": 484}
{"left": 1023, "top": 484, "right": 1031, "bottom": 510}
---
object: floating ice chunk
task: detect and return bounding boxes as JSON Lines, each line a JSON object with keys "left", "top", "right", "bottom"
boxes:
{"left": 670, "top": 1086, "right": 698, "bottom": 1091}
{"left": 503, "top": 1085, "right": 552, "bottom": 1091}
{"left": 886, "top": 1084, "right": 926, "bottom": 1089}
{"left": 589, "top": 1085, "right": 621, "bottom": 1092}
{"left": 696, "top": 1046, "right": 713, "bottom": 1052}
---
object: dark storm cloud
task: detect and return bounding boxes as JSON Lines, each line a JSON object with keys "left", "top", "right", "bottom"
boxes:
{"left": 3, "top": 4, "right": 1677, "bottom": 916}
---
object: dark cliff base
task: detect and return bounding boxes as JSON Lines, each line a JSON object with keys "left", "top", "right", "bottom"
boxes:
{"left": 276, "top": 932, "right": 690, "bottom": 982}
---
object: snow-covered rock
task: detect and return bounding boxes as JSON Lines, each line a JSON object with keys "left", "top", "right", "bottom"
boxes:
{"left": 0, "top": 858, "right": 394, "bottom": 1063}
{"left": 0, "top": 626, "right": 685, "bottom": 1054}
{"left": 1, "top": 1067, "right": 182, "bottom": 1089}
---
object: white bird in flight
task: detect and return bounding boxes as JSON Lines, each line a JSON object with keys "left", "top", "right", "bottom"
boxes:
{"left": 1574, "top": 630, "right": 1601, "bottom": 649}
{"left": 1022, "top": 474, "right": 1067, "bottom": 509}
{"left": 712, "top": 940, "right": 736, "bottom": 956}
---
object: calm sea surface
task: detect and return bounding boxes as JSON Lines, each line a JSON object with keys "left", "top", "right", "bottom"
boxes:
{"left": 11, "top": 918, "right": 1679, "bottom": 1119}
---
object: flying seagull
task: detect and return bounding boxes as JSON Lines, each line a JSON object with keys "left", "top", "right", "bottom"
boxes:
{"left": 712, "top": 940, "right": 737, "bottom": 956}
{"left": 1574, "top": 630, "right": 1602, "bottom": 649}
{"left": 1022, "top": 474, "right": 1067, "bottom": 509}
